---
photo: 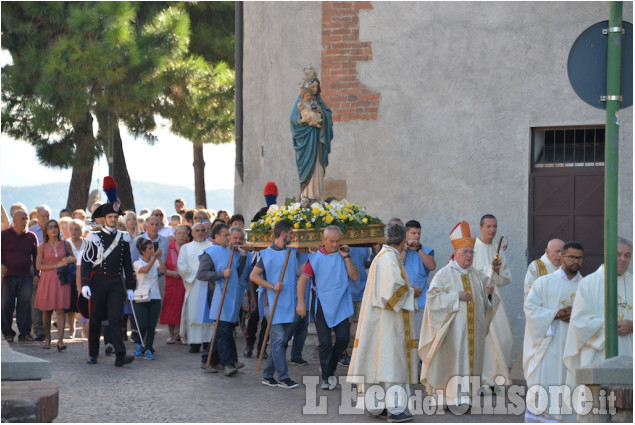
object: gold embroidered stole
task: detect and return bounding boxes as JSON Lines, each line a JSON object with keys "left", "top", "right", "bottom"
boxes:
{"left": 359, "top": 248, "right": 417, "bottom": 378}
{"left": 535, "top": 259, "right": 548, "bottom": 276}
{"left": 460, "top": 273, "right": 475, "bottom": 375}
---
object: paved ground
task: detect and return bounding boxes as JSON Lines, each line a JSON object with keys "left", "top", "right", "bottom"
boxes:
{"left": 5, "top": 323, "right": 525, "bottom": 423}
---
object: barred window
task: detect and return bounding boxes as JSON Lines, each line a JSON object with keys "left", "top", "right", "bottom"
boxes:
{"left": 532, "top": 126, "right": 605, "bottom": 168}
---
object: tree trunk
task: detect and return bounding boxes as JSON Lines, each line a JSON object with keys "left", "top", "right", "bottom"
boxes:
{"left": 66, "top": 113, "right": 95, "bottom": 212}
{"left": 193, "top": 144, "right": 206, "bottom": 208}
{"left": 112, "top": 122, "right": 136, "bottom": 212}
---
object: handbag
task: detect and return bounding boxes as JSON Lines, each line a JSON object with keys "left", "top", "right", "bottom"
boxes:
{"left": 133, "top": 287, "right": 151, "bottom": 303}
{"left": 57, "top": 242, "right": 76, "bottom": 285}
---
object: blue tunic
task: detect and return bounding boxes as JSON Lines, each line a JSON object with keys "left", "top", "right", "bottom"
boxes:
{"left": 260, "top": 248, "right": 298, "bottom": 325}
{"left": 309, "top": 251, "right": 354, "bottom": 328}
{"left": 348, "top": 247, "right": 370, "bottom": 302}
{"left": 204, "top": 245, "right": 247, "bottom": 323}
{"left": 403, "top": 247, "right": 434, "bottom": 310}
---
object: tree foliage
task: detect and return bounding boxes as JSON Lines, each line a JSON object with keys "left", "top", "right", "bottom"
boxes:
{"left": 2, "top": 1, "right": 236, "bottom": 211}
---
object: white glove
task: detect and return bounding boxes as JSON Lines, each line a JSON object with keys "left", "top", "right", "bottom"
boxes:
{"left": 81, "top": 286, "right": 91, "bottom": 299}
{"left": 127, "top": 289, "right": 134, "bottom": 301}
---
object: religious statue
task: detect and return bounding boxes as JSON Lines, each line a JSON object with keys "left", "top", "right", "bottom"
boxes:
{"left": 290, "top": 65, "right": 333, "bottom": 202}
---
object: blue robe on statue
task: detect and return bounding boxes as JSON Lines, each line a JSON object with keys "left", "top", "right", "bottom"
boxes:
{"left": 290, "top": 93, "right": 333, "bottom": 191}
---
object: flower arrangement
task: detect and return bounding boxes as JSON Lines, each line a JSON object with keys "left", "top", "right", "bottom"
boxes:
{"left": 250, "top": 198, "right": 383, "bottom": 238}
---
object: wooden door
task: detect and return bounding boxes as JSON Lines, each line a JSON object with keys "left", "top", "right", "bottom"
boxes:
{"left": 528, "top": 167, "right": 604, "bottom": 276}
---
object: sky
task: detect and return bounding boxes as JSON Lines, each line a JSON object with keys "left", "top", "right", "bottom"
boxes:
{"left": 0, "top": 127, "right": 236, "bottom": 190}
{"left": 0, "top": 49, "right": 236, "bottom": 191}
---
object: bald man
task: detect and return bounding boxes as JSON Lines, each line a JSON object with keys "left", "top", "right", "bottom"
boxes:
{"left": 524, "top": 239, "right": 564, "bottom": 301}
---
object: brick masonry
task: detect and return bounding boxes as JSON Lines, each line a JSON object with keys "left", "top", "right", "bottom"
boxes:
{"left": 321, "top": 1, "right": 380, "bottom": 122}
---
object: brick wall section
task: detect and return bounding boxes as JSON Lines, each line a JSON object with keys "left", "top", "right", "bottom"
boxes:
{"left": 321, "top": 1, "right": 380, "bottom": 122}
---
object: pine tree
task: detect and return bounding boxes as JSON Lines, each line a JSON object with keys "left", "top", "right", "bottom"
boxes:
{"left": 2, "top": 2, "right": 192, "bottom": 212}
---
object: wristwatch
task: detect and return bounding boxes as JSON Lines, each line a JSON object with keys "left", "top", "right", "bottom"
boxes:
{"left": 342, "top": 255, "right": 350, "bottom": 259}
{"left": 416, "top": 244, "right": 422, "bottom": 252}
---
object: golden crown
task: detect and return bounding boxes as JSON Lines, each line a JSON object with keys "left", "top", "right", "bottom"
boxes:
{"left": 303, "top": 64, "right": 318, "bottom": 81}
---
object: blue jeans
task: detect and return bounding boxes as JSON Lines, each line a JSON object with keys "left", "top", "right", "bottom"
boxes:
{"left": 288, "top": 312, "right": 309, "bottom": 360}
{"left": 315, "top": 300, "right": 350, "bottom": 380}
{"left": 1, "top": 276, "right": 33, "bottom": 337}
{"left": 263, "top": 322, "right": 293, "bottom": 380}
{"left": 215, "top": 320, "right": 236, "bottom": 367}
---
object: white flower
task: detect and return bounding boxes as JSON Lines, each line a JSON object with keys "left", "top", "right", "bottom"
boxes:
{"left": 310, "top": 202, "right": 321, "bottom": 210}
{"left": 268, "top": 204, "right": 279, "bottom": 212}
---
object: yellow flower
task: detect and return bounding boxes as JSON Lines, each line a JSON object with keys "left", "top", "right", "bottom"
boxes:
{"left": 265, "top": 217, "right": 272, "bottom": 225}
{"left": 250, "top": 223, "right": 256, "bottom": 228}
{"left": 306, "top": 222, "right": 312, "bottom": 228}
{"left": 312, "top": 207, "right": 321, "bottom": 215}
{"left": 362, "top": 217, "right": 368, "bottom": 224}
{"left": 325, "top": 215, "right": 334, "bottom": 224}
{"left": 294, "top": 222, "right": 300, "bottom": 229}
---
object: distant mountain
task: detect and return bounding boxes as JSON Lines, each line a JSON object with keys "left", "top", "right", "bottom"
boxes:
{"left": 1, "top": 180, "right": 234, "bottom": 218}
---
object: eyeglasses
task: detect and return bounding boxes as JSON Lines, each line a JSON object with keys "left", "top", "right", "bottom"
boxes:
{"left": 194, "top": 229, "right": 205, "bottom": 232}
{"left": 47, "top": 224, "right": 59, "bottom": 229}
{"left": 565, "top": 255, "right": 584, "bottom": 261}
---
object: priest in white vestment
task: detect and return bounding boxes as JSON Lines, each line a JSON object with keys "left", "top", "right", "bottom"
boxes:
{"left": 524, "top": 241, "right": 584, "bottom": 422}
{"left": 177, "top": 223, "right": 213, "bottom": 346}
{"left": 419, "top": 221, "right": 497, "bottom": 408}
{"left": 472, "top": 214, "right": 512, "bottom": 387}
{"left": 563, "top": 239, "right": 633, "bottom": 391}
{"left": 348, "top": 223, "right": 418, "bottom": 422}
{"left": 524, "top": 239, "right": 564, "bottom": 301}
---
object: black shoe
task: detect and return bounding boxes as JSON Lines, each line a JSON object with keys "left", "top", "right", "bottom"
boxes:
{"left": 338, "top": 354, "right": 350, "bottom": 366}
{"left": 261, "top": 377, "right": 279, "bottom": 387}
{"left": 290, "top": 358, "right": 309, "bottom": 366}
{"left": 105, "top": 343, "right": 114, "bottom": 356}
{"left": 115, "top": 355, "right": 135, "bottom": 367}
{"left": 277, "top": 378, "right": 299, "bottom": 389}
{"left": 243, "top": 345, "right": 253, "bottom": 358}
{"left": 387, "top": 412, "right": 413, "bottom": 423}
{"left": 189, "top": 346, "right": 200, "bottom": 353}
{"left": 18, "top": 334, "right": 34, "bottom": 342}
{"left": 87, "top": 356, "right": 97, "bottom": 365}
{"left": 130, "top": 332, "right": 140, "bottom": 344}
{"left": 35, "top": 335, "right": 46, "bottom": 342}
{"left": 368, "top": 408, "right": 388, "bottom": 419}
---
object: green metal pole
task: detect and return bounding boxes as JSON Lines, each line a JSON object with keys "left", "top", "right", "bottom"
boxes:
{"left": 604, "top": 1, "right": 622, "bottom": 359}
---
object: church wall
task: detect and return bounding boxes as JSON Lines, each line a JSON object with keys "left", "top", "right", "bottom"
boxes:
{"left": 236, "top": 1, "right": 633, "bottom": 361}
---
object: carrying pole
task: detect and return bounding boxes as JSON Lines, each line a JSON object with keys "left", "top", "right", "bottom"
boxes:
{"left": 256, "top": 249, "right": 292, "bottom": 373}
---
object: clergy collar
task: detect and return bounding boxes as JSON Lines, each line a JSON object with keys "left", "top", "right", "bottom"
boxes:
{"left": 555, "top": 267, "right": 582, "bottom": 282}
{"left": 450, "top": 260, "right": 470, "bottom": 275}
{"left": 382, "top": 244, "right": 400, "bottom": 255}
{"left": 540, "top": 252, "right": 554, "bottom": 268}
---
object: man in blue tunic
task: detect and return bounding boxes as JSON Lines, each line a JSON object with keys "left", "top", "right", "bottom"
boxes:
{"left": 297, "top": 225, "right": 358, "bottom": 390}
{"left": 401, "top": 220, "right": 436, "bottom": 339}
{"left": 250, "top": 220, "right": 300, "bottom": 389}
{"left": 197, "top": 223, "right": 247, "bottom": 377}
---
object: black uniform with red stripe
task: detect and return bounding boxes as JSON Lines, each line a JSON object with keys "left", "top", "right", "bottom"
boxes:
{"left": 81, "top": 227, "right": 135, "bottom": 358}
